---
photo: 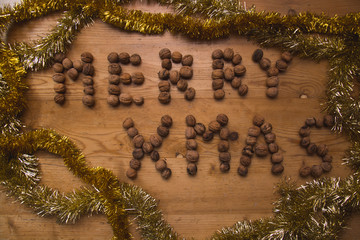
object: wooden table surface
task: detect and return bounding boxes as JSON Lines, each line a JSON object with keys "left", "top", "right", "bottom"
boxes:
{"left": 1, "top": 0, "right": 360, "bottom": 239}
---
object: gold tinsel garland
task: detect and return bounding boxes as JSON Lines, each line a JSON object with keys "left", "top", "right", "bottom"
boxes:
{"left": 0, "top": 0, "right": 359, "bottom": 239}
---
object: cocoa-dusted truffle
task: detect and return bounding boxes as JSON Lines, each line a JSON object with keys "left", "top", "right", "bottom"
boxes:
{"left": 123, "top": 117, "right": 134, "bottom": 129}
{"left": 161, "top": 115, "right": 173, "bottom": 127}
{"left": 150, "top": 134, "right": 162, "bottom": 148}
{"left": 108, "top": 52, "right": 119, "bottom": 63}
{"left": 159, "top": 48, "right": 171, "bottom": 59}
{"left": 119, "top": 52, "right": 130, "bottom": 64}
{"left": 81, "top": 52, "right": 93, "bottom": 63}
{"left": 171, "top": 51, "right": 182, "bottom": 63}
{"left": 130, "top": 54, "right": 141, "bottom": 65}
{"left": 82, "top": 95, "right": 95, "bottom": 107}
{"left": 182, "top": 55, "right": 193, "bottom": 66}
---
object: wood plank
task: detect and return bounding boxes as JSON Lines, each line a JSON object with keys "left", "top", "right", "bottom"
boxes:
{"left": 1, "top": 0, "right": 360, "bottom": 239}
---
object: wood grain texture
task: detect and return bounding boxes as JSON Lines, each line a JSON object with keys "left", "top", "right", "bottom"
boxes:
{"left": 1, "top": 0, "right": 360, "bottom": 239}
